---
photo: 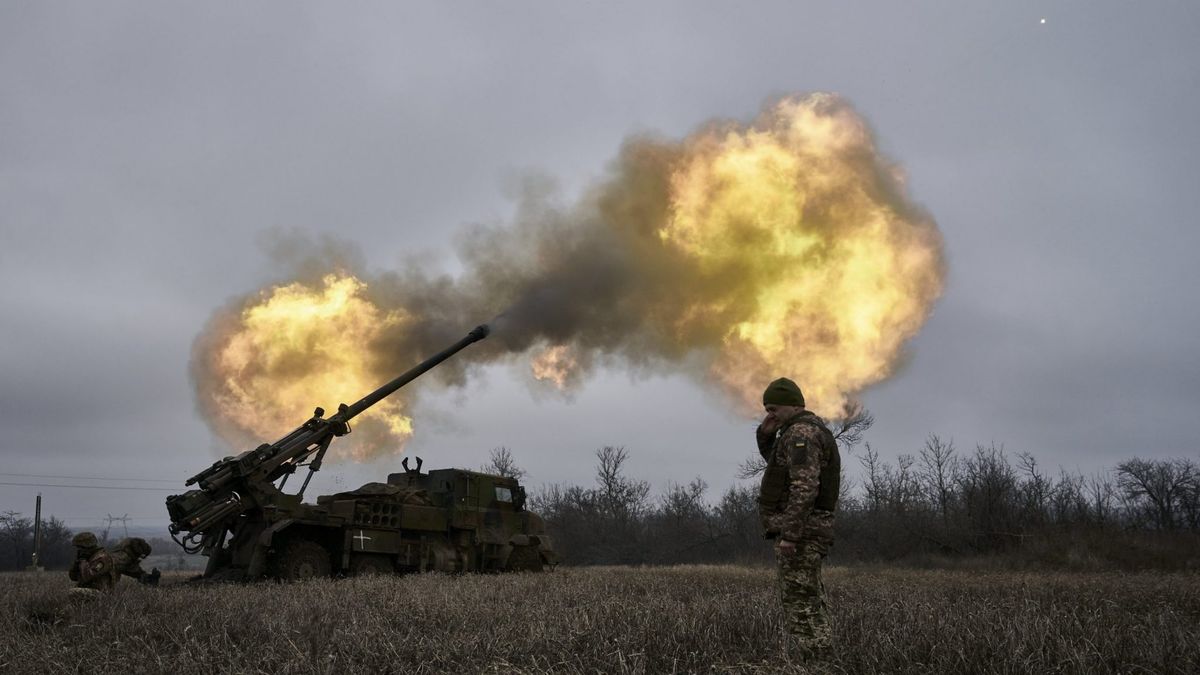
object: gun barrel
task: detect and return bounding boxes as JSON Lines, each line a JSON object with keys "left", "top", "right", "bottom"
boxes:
{"left": 337, "top": 324, "right": 490, "bottom": 422}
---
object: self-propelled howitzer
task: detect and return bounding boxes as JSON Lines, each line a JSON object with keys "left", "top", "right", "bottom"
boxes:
{"left": 167, "top": 324, "right": 508, "bottom": 580}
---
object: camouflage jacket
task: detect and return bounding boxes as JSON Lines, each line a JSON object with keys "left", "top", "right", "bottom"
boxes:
{"left": 68, "top": 548, "right": 117, "bottom": 591}
{"left": 757, "top": 411, "right": 840, "bottom": 545}
{"left": 109, "top": 538, "right": 151, "bottom": 580}
{"left": 109, "top": 550, "right": 149, "bottom": 580}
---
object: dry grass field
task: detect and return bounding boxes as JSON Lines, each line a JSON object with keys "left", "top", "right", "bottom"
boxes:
{"left": 2, "top": 565, "right": 1198, "bottom": 674}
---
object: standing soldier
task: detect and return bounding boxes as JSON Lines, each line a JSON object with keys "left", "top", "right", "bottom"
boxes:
{"left": 756, "top": 378, "right": 840, "bottom": 658}
{"left": 68, "top": 531, "right": 116, "bottom": 592}
{"left": 110, "top": 537, "right": 161, "bottom": 585}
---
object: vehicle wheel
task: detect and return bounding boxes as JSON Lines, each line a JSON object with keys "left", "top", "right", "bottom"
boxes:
{"left": 350, "top": 554, "right": 393, "bottom": 576}
{"left": 271, "top": 540, "right": 331, "bottom": 581}
{"left": 506, "top": 545, "right": 543, "bottom": 572}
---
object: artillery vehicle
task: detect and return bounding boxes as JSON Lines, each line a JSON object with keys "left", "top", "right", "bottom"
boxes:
{"left": 166, "top": 324, "right": 557, "bottom": 580}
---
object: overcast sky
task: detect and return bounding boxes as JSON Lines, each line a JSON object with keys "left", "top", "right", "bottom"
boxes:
{"left": 2, "top": 1, "right": 1198, "bottom": 533}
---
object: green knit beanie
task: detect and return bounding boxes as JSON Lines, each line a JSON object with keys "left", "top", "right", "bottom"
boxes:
{"left": 762, "top": 377, "right": 805, "bottom": 407}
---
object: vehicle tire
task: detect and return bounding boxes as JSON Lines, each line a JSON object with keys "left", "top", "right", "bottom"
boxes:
{"left": 506, "top": 544, "right": 543, "bottom": 572}
{"left": 350, "top": 553, "right": 393, "bottom": 576}
{"left": 270, "top": 539, "right": 331, "bottom": 581}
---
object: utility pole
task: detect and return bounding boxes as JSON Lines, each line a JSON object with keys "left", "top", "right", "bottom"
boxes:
{"left": 27, "top": 494, "right": 44, "bottom": 572}
{"left": 103, "top": 514, "right": 131, "bottom": 543}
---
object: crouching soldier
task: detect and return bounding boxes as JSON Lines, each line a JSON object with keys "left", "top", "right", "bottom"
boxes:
{"left": 110, "top": 537, "right": 161, "bottom": 585}
{"left": 68, "top": 532, "right": 116, "bottom": 592}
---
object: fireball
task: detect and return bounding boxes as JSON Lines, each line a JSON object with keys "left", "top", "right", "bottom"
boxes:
{"left": 659, "top": 95, "right": 944, "bottom": 416}
{"left": 199, "top": 274, "right": 413, "bottom": 459}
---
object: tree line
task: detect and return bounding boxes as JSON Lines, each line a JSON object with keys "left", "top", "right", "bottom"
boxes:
{"left": 0, "top": 512, "right": 74, "bottom": 571}
{"left": 5, "top": 419, "right": 1196, "bottom": 572}
{"left": 502, "top": 408, "right": 1199, "bottom": 569}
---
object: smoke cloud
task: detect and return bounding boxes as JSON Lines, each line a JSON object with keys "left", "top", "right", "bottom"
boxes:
{"left": 191, "top": 94, "right": 946, "bottom": 458}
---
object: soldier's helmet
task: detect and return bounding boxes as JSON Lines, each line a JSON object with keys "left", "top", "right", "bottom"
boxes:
{"left": 115, "top": 537, "right": 152, "bottom": 558}
{"left": 72, "top": 532, "right": 99, "bottom": 549}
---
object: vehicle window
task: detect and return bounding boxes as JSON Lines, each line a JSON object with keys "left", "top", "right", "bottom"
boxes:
{"left": 495, "top": 486, "right": 513, "bottom": 502}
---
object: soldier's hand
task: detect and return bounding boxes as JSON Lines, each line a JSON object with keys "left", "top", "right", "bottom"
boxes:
{"left": 776, "top": 539, "right": 798, "bottom": 556}
{"left": 758, "top": 415, "right": 781, "bottom": 436}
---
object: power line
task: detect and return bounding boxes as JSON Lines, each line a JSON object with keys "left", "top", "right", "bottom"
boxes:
{"left": 0, "top": 481, "right": 178, "bottom": 492}
{"left": 54, "top": 516, "right": 164, "bottom": 521}
{"left": 0, "top": 472, "right": 178, "bottom": 484}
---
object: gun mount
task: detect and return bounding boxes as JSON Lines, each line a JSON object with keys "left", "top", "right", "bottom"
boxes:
{"left": 165, "top": 323, "right": 554, "bottom": 581}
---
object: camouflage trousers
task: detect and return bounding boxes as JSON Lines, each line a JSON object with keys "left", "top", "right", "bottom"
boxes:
{"left": 776, "top": 541, "right": 831, "bottom": 656}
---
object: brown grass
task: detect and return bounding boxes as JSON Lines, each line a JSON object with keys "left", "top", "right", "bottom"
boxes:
{"left": 2, "top": 565, "right": 1197, "bottom": 674}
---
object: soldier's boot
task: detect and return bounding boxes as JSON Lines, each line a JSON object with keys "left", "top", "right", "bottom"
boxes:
{"left": 783, "top": 609, "right": 833, "bottom": 664}
{"left": 782, "top": 639, "right": 834, "bottom": 675}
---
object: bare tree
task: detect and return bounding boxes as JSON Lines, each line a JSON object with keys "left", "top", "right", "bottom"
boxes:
{"left": 957, "top": 444, "right": 1018, "bottom": 549}
{"left": 659, "top": 478, "right": 708, "bottom": 519}
{"left": 1086, "top": 472, "right": 1117, "bottom": 525}
{"left": 918, "top": 434, "right": 958, "bottom": 531}
{"left": 1182, "top": 459, "right": 1200, "bottom": 530}
{"left": 653, "top": 478, "right": 722, "bottom": 561}
{"left": 714, "top": 483, "right": 769, "bottom": 563}
{"left": 1049, "top": 469, "right": 1088, "bottom": 525}
{"left": 736, "top": 454, "right": 767, "bottom": 480}
{"left": 595, "top": 446, "right": 650, "bottom": 522}
{"left": 828, "top": 401, "right": 875, "bottom": 452}
{"left": 0, "top": 511, "right": 32, "bottom": 570}
{"left": 1116, "top": 458, "right": 1198, "bottom": 530}
{"left": 1017, "top": 452, "right": 1049, "bottom": 527}
{"left": 481, "top": 446, "right": 526, "bottom": 480}
{"left": 860, "top": 443, "right": 885, "bottom": 513}
{"left": 892, "top": 453, "right": 920, "bottom": 514}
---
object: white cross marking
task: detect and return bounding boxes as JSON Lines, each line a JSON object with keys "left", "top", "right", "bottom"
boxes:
{"left": 354, "top": 530, "right": 372, "bottom": 547}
